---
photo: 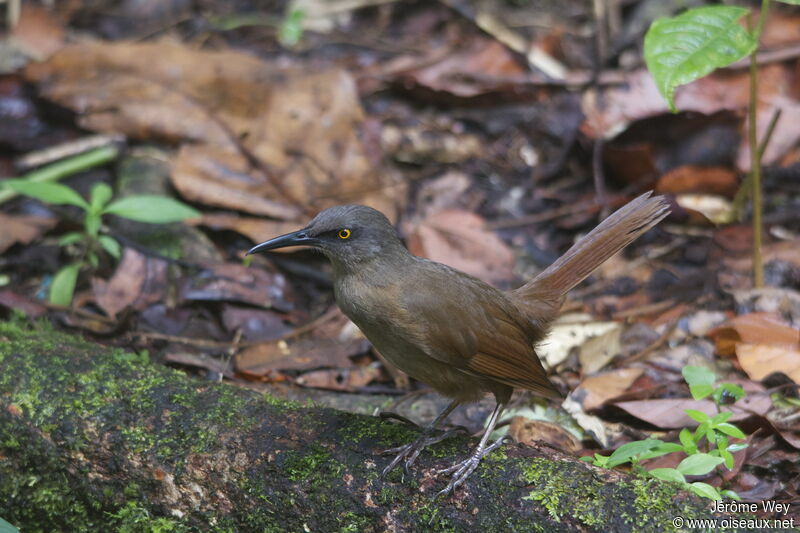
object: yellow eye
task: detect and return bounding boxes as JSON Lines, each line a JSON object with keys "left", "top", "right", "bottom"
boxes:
{"left": 338, "top": 229, "right": 351, "bottom": 239}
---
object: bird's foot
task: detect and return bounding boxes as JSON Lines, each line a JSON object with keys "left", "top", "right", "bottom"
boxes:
{"left": 435, "top": 436, "right": 508, "bottom": 498}
{"left": 380, "top": 428, "right": 460, "bottom": 479}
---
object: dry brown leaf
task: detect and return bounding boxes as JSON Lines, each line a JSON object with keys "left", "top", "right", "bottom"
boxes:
{"left": 655, "top": 165, "right": 739, "bottom": 197}
{"left": 180, "top": 262, "right": 290, "bottom": 309}
{"left": 25, "top": 41, "right": 403, "bottom": 220}
{"left": 507, "top": 417, "right": 582, "bottom": 452}
{"left": 406, "top": 209, "right": 514, "bottom": 285}
{"left": 295, "top": 365, "right": 381, "bottom": 391}
{"left": 572, "top": 367, "right": 644, "bottom": 411}
{"left": 0, "top": 289, "right": 47, "bottom": 318}
{"left": 708, "top": 312, "right": 800, "bottom": 357}
{"left": 0, "top": 213, "right": 56, "bottom": 253}
{"left": 579, "top": 325, "right": 622, "bottom": 375}
{"left": 614, "top": 394, "right": 771, "bottom": 429}
{"left": 736, "top": 343, "right": 800, "bottom": 383}
{"left": 10, "top": 4, "right": 65, "bottom": 60}
{"left": 235, "top": 309, "right": 368, "bottom": 374}
{"left": 91, "top": 248, "right": 168, "bottom": 318}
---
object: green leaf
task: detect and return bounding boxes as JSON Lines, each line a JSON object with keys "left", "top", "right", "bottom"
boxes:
{"left": 648, "top": 468, "right": 686, "bottom": 484}
{"left": 644, "top": 6, "right": 757, "bottom": 112}
{"left": 49, "top": 263, "right": 80, "bottom": 306}
{"left": 278, "top": 8, "right": 305, "bottom": 47}
{"left": 777, "top": 0, "right": 800, "bottom": 3}
{"left": 90, "top": 182, "right": 113, "bottom": 211}
{"left": 86, "top": 211, "right": 104, "bottom": 237}
{"left": 679, "top": 428, "right": 697, "bottom": 452}
{"left": 3, "top": 179, "right": 88, "bottom": 209}
{"left": 720, "top": 448, "right": 734, "bottom": 470}
{"left": 99, "top": 235, "right": 121, "bottom": 259}
{"left": 103, "top": 195, "right": 200, "bottom": 223}
{"left": 607, "top": 439, "right": 663, "bottom": 467}
{"left": 689, "top": 383, "right": 714, "bottom": 400}
{"left": 677, "top": 453, "right": 725, "bottom": 476}
{"left": 639, "top": 442, "right": 683, "bottom": 461}
{"left": 715, "top": 422, "right": 746, "bottom": 439}
{"left": 711, "top": 411, "right": 733, "bottom": 425}
{"left": 58, "top": 232, "right": 84, "bottom": 246}
{"left": 685, "top": 409, "right": 710, "bottom": 424}
{"left": 682, "top": 365, "right": 716, "bottom": 387}
{"left": 721, "top": 489, "right": 741, "bottom": 500}
{"left": 688, "top": 481, "right": 722, "bottom": 500}
{"left": 0, "top": 517, "right": 20, "bottom": 533}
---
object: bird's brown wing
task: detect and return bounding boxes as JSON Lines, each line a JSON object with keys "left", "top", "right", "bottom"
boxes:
{"left": 397, "top": 264, "right": 561, "bottom": 399}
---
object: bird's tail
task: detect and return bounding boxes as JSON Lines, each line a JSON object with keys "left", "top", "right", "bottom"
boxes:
{"left": 514, "top": 192, "right": 670, "bottom": 301}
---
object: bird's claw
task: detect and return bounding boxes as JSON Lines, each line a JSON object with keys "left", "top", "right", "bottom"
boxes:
{"left": 435, "top": 436, "right": 509, "bottom": 498}
{"left": 380, "top": 428, "right": 460, "bottom": 479}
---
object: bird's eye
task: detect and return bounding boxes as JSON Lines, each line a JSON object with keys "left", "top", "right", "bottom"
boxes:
{"left": 338, "top": 229, "right": 351, "bottom": 239}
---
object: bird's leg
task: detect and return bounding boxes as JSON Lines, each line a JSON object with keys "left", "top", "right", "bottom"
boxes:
{"left": 436, "top": 401, "right": 507, "bottom": 498}
{"left": 380, "top": 399, "right": 460, "bottom": 479}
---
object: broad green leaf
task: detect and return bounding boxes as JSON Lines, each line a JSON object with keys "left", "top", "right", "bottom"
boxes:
{"left": 648, "top": 468, "right": 686, "bottom": 484}
{"left": 685, "top": 409, "right": 710, "bottom": 424}
{"left": 644, "top": 6, "right": 757, "bottom": 112}
{"left": 99, "top": 235, "right": 121, "bottom": 259}
{"left": 689, "top": 383, "right": 714, "bottom": 400}
{"left": 716, "top": 422, "right": 746, "bottom": 439}
{"left": 90, "top": 182, "right": 113, "bottom": 211}
{"left": 711, "top": 411, "right": 733, "bottom": 425}
{"left": 777, "top": 0, "right": 800, "bottom": 3}
{"left": 0, "top": 517, "right": 20, "bottom": 533}
{"left": 103, "top": 195, "right": 200, "bottom": 223}
{"left": 682, "top": 365, "right": 716, "bottom": 387}
{"left": 58, "top": 232, "right": 84, "bottom": 246}
{"left": 639, "top": 442, "right": 683, "bottom": 461}
{"left": 49, "top": 263, "right": 80, "bottom": 306}
{"left": 720, "top": 448, "right": 734, "bottom": 470}
{"left": 679, "top": 428, "right": 697, "bottom": 451}
{"left": 721, "top": 489, "right": 741, "bottom": 500}
{"left": 688, "top": 482, "right": 722, "bottom": 500}
{"left": 85, "top": 212, "right": 102, "bottom": 237}
{"left": 607, "top": 439, "right": 663, "bottom": 467}
{"left": 677, "top": 453, "right": 725, "bottom": 476}
{"left": 3, "top": 179, "right": 88, "bottom": 209}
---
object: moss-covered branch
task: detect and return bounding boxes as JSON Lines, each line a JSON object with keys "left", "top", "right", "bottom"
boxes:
{"left": 0, "top": 320, "right": 746, "bottom": 532}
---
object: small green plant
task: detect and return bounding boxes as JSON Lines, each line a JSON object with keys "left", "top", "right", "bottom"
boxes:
{"left": 2, "top": 179, "right": 200, "bottom": 306}
{"left": 644, "top": 1, "right": 799, "bottom": 288}
{"left": 583, "top": 366, "right": 747, "bottom": 500}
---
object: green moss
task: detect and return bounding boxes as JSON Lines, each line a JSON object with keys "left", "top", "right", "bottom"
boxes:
{"left": 108, "top": 502, "right": 187, "bottom": 533}
{"left": 284, "top": 443, "right": 343, "bottom": 482}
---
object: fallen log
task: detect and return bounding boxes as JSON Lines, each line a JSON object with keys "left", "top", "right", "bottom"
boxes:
{"left": 0, "top": 319, "right": 739, "bottom": 532}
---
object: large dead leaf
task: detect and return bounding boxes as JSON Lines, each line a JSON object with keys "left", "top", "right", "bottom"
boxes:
{"left": 295, "top": 365, "right": 382, "bottom": 391}
{"left": 614, "top": 393, "right": 771, "bottom": 429}
{"left": 24, "top": 41, "right": 403, "bottom": 220}
{"left": 736, "top": 344, "right": 800, "bottom": 384}
{"left": 406, "top": 209, "right": 514, "bottom": 285}
{"left": 708, "top": 312, "right": 800, "bottom": 357}
{"left": 235, "top": 309, "right": 368, "bottom": 374}
{"left": 180, "top": 263, "right": 292, "bottom": 309}
{"left": 572, "top": 367, "right": 644, "bottom": 412}
{"left": 91, "top": 248, "right": 168, "bottom": 318}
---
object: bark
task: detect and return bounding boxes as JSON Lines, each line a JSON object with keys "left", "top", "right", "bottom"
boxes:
{"left": 0, "top": 320, "right": 748, "bottom": 532}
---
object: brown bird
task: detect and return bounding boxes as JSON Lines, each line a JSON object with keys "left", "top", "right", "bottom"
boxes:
{"left": 247, "top": 192, "right": 669, "bottom": 496}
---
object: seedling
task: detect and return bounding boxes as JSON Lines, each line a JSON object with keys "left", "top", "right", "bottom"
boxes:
{"left": 2, "top": 179, "right": 199, "bottom": 306}
{"left": 583, "top": 366, "right": 747, "bottom": 500}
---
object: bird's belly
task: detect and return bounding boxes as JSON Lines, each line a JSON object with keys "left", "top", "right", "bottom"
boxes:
{"left": 355, "top": 319, "right": 488, "bottom": 403}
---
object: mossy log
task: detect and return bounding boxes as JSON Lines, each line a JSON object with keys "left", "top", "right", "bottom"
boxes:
{"left": 0, "top": 320, "right": 749, "bottom": 532}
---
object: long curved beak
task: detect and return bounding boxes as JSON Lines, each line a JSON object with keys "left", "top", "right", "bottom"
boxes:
{"left": 246, "top": 230, "right": 315, "bottom": 255}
